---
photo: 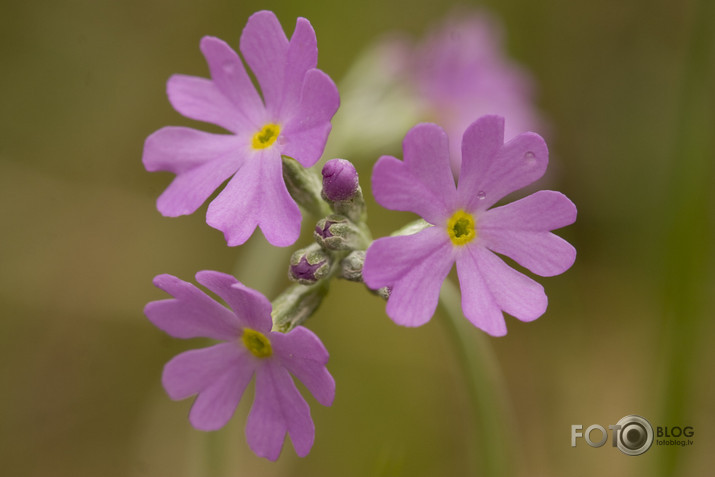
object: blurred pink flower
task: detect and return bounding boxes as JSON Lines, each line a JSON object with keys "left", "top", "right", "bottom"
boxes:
{"left": 326, "top": 9, "right": 543, "bottom": 173}
{"left": 411, "top": 10, "right": 544, "bottom": 174}
{"left": 145, "top": 271, "right": 335, "bottom": 460}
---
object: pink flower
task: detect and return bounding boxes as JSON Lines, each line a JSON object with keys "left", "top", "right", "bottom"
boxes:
{"left": 412, "top": 10, "right": 543, "bottom": 174}
{"left": 145, "top": 271, "right": 335, "bottom": 460}
{"left": 363, "top": 116, "right": 576, "bottom": 336}
{"left": 142, "top": 11, "right": 339, "bottom": 247}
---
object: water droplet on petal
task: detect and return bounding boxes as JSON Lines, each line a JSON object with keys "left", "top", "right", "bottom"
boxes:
{"left": 278, "top": 135, "right": 286, "bottom": 146}
{"left": 524, "top": 151, "right": 536, "bottom": 165}
{"left": 477, "top": 190, "right": 486, "bottom": 200}
{"left": 223, "top": 62, "right": 235, "bottom": 74}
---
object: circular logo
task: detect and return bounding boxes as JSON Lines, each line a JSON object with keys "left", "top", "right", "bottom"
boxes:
{"left": 616, "top": 415, "right": 653, "bottom": 456}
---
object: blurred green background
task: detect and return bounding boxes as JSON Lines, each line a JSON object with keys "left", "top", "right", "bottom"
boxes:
{"left": 1, "top": 0, "right": 713, "bottom": 476}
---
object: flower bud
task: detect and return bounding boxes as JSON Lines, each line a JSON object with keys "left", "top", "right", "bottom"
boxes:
{"left": 288, "top": 244, "right": 330, "bottom": 284}
{"left": 321, "top": 159, "right": 367, "bottom": 223}
{"left": 339, "top": 250, "right": 366, "bottom": 282}
{"left": 314, "top": 215, "right": 368, "bottom": 251}
{"left": 374, "top": 286, "right": 391, "bottom": 300}
{"left": 322, "top": 159, "right": 359, "bottom": 201}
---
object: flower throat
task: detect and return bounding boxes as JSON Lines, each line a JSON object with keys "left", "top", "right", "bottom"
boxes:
{"left": 242, "top": 328, "right": 273, "bottom": 358}
{"left": 252, "top": 123, "right": 281, "bottom": 149}
{"left": 447, "top": 209, "right": 476, "bottom": 246}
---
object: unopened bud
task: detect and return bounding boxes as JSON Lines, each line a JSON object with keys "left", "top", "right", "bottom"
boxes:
{"left": 374, "top": 286, "right": 391, "bottom": 300}
{"left": 322, "top": 159, "right": 359, "bottom": 201}
{"left": 289, "top": 245, "right": 330, "bottom": 284}
{"left": 314, "top": 215, "right": 368, "bottom": 251}
{"left": 321, "top": 159, "right": 367, "bottom": 223}
{"left": 340, "top": 250, "right": 366, "bottom": 282}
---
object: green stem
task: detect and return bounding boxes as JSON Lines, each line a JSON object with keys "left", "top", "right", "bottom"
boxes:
{"left": 204, "top": 431, "right": 223, "bottom": 477}
{"left": 438, "top": 279, "right": 518, "bottom": 477}
{"left": 282, "top": 156, "right": 333, "bottom": 218}
{"left": 657, "top": 0, "right": 714, "bottom": 475}
{"left": 270, "top": 280, "right": 331, "bottom": 333}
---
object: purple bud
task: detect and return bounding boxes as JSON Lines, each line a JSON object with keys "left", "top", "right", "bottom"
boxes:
{"left": 315, "top": 220, "right": 336, "bottom": 239}
{"left": 290, "top": 257, "right": 328, "bottom": 283}
{"left": 314, "top": 215, "right": 365, "bottom": 250}
{"left": 322, "top": 159, "right": 359, "bottom": 201}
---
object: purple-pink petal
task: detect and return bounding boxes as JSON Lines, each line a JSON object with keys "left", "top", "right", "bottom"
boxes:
{"left": 481, "top": 190, "right": 577, "bottom": 231}
{"left": 161, "top": 342, "right": 252, "bottom": 407}
{"left": 199, "top": 36, "right": 263, "bottom": 127}
{"left": 167, "top": 74, "right": 246, "bottom": 134}
{"left": 240, "top": 11, "right": 289, "bottom": 116}
{"left": 364, "top": 227, "right": 444, "bottom": 286}
{"left": 456, "top": 246, "right": 547, "bottom": 336}
{"left": 142, "top": 126, "right": 244, "bottom": 174}
{"left": 364, "top": 227, "right": 454, "bottom": 326}
{"left": 454, "top": 251, "right": 508, "bottom": 336}
{"left": 456, "top": 115, "right": 504, "bottom": 191}
{"left": 278, "top": 17, "right": 318, "bottom": 119}
{"left": 145, "top": 274, "right": 240, "bottom": 341}
{"left": 205, "top": 160, "right": 260, "bottom": 246}
{"left": 478, "top": 190, "right": 577, "bottom": 276}
{"left": 371, "top": 124, "right": 456, "bottom": 224}
{"left": 281, "top": 69, "right": 339, "bottom": 166}
{"left": 142, "top": 127, "right": 245, "bottom": 217}
{"left": 482, "top": 230, "right": 576, "bottom": 278}
{"left": 154, "top": 159, "right": 241, "bottom": 218}
{"left": 194, "top": 271, "right": 273, "bottom": 333}
{"left": 184, "top": 346, "right": 255, "bottom": 431}
{"left": 206, "top": 148, "right": 301, "bottom": 247}
{"left": 458, "top": 115, "right": 548, "bottom": 211}
{"left": 272, "top": 327, "right": 335, "bottom": 406}
{"left": 246, "top": 362, "right": 315, "bottom": 461}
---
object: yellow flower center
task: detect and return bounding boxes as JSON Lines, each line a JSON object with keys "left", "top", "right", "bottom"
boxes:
{"left": 241, "top": 328, "right": 272, "bottom": 358}
{"left": 447, "top": 209, "right": 476, "bottom": 246}
{"left": 251, "top": 123, "right": 281, "bottom": 149}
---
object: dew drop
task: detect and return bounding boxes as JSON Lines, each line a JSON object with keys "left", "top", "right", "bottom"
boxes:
{"left": 278, "top": 135, "right": 286, "bottom": 146}
{"left": 524, "top": 151, "right": 536, "bottom": 165}
{"left": 477, "top": 190, "right": 486, "bottom": 200}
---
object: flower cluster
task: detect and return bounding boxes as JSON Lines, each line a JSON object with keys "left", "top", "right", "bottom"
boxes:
{"left": 144, "top": 11, "right": 340, "bottom": 460}
{"left": 143, "top": 8, "right": 576, "bottom": 462}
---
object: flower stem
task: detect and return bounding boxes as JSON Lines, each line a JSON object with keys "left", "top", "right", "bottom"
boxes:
{"left": 271, "top": 280, "right": 331, "bottom": 332}
{"left": 656, "top": 0, "right": 714, "bottom": 474}
{"left": 438, "top": 279, "right": 518, "bottom": 477}
{"left": 204, "top": 430, "right": 223, "bottom": 477}
{"left": 282, "top": 156, "right": 333, "bottom": 218}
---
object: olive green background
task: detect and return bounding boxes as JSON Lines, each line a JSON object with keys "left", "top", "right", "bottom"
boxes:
{"left": 1, "top": 0, "right": 713, "bottom": 476}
